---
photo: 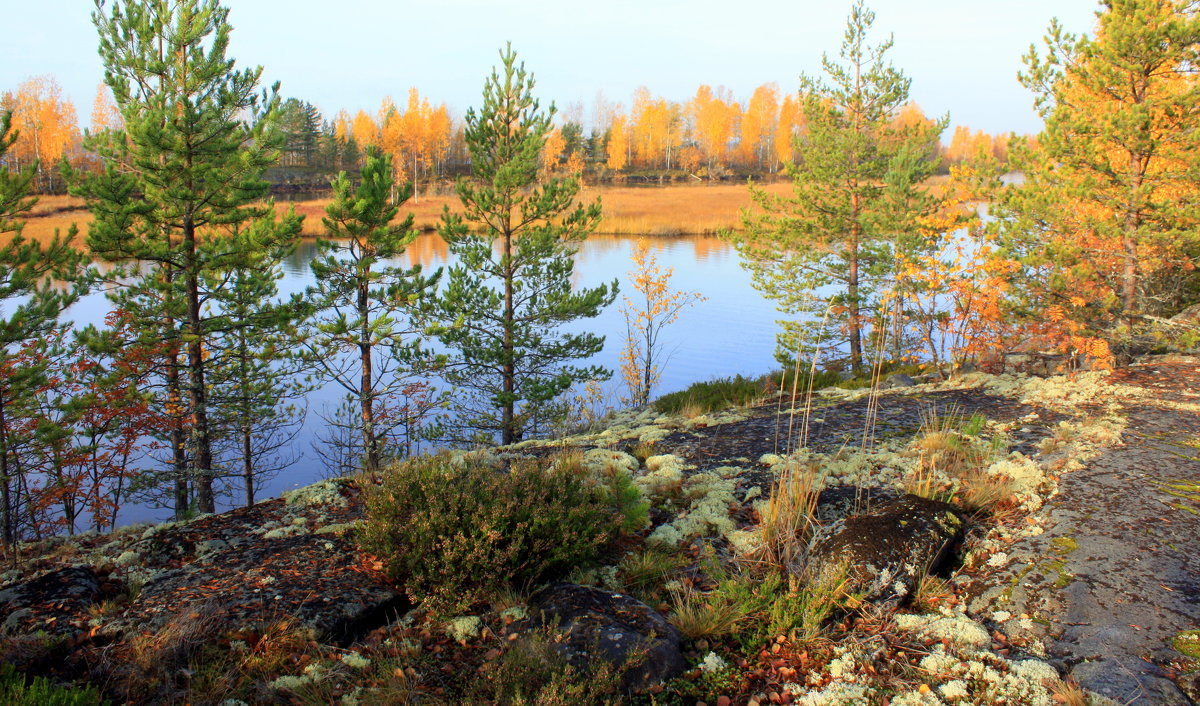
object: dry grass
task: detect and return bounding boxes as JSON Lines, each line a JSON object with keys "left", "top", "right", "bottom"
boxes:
{"left": 667, "top": 584, "right": 753, "bottom": 639}
{"left": 1049, "top": 677, "right": 1092, "bottom": 706}
{"left": 20, "top": 176, "right": 956, "bottom": 245}
{"left": 16, "top": 182, "right": 792, "bottom": 246}
{"left": 756, "top": 463, "right": 822, "bottom": 572}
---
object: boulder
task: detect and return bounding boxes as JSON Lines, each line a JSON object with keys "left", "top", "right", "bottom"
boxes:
{"left": 1169, "top": 303, "right": 1200, "bottom": 326}
{"left": 813, "top": 486, "right": 901, "bottom": 525}
{"left": 807, "top": 495, "right": 964, "bottom": 603}
{"left": 523, "top": 583, "right": 686, "bottom": 693}
{"left": 0, "top": 566, "right": 103, "bottom": 638}
{"left": 103, "top": 532, "right": 407, "bottom": 645}
{"left": 881, "top": 373, "right": 916, "bottom": 389}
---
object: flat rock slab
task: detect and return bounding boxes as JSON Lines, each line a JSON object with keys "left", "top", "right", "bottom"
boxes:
{"left": 967, "top": 360, "right": 1200, "bottom": 705}
{"left": 808, "top": 494, "right": 964, "bottom": 603}
{"left": 104, "top": 532, "right": 406, "bottom": 645}
{"left": 0, "top": 566, "right": 103, "bottom": 638}
{"left": 525, "top": 583, "right": 686, "bottom": 693}
{"left": 657, "top": 387, "right": 1067, "bottom": 489}
{"left": 132, "top": 481, "right": 363, "bottom": 571}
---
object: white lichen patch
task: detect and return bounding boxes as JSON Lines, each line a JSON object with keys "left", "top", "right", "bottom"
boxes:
{"left": 725, "top": 528, "right": 762, "bottom": 555}
{"left": 262, "top": 524, "right": 309, "bottom": 540}
{"left": 912, "top": 645, "right": 1063, "bottom": 705}
{"left": 698, "top": 651, "right": 728, "bottom": 673}
{"left": 894, "top": 613, "right": 992, "bottom": 654}
{"left": 979, "top": 371, "right": 1143, "bottom": 411}
{"left": 444, "top": 615, "right": 483, "bottom": 643}
{"left": 282, "top": 479, "right": 350, "bottom": 508}
{"left": 314, "top": 521, "right": 362, "bottom": 536}
{"left": 636, "top": 454, "right": 686, "bottom": 498}
{"left": 581, "top": 448, "right": 638, "bottom": 476}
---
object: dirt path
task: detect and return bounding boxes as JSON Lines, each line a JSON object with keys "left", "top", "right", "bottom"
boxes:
{"left": 972, "top": 360, "right": 1200, "bottom": 704}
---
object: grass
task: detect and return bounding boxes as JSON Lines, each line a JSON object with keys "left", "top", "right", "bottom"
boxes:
{"left": 0, "top": 663, "right": 108, "bottom": 705}
{"left": 755, "top": 464, "right": 821, "bottom": 572}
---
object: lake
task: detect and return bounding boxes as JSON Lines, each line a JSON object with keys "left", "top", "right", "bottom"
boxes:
{"left": 67, "top": 232, "right": 787, "bottom": 526}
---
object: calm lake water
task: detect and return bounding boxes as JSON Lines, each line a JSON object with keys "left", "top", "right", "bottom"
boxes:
{"left": 68, "top": 232, "right": 786, "bottom": 525}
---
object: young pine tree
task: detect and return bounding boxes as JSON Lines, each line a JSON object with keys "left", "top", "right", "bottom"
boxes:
{"left": 80, "top": 0, "right": 300, "bottom": 514}
{"left": 726, "top": 1, "right": 946, "bottom": 375}
{"left": 433, "top": 46, "right": 616, "bottom": 445}
{"left": 304, "top": 148, "right": 440, "bottom": 473}
{"left": 207, "top": 218, "right": 307, "bottom": 506}
{"left": 0, "top": 111, "right": 87, "bottom": 550}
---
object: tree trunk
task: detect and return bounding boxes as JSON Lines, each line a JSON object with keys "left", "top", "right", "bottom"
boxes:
{"left": 242, "top": 423, "right": 254, "bottom": 506}
{"left": 502, "top": 227, "right": 516, "bottom": 445}
{"left": 0, "top": 388, "right": 12, "bottom": 553}
{"left": 183, "top": 216, "right": 215, "bottom": 514}
{"left": 848, "top": 193, "right": 864, "bottom": 377}
{"left": 166, "top": 342, "right": 189, "bottom": 519}
{"left": 359, "top": 271, "right": 378, "bottom": 472}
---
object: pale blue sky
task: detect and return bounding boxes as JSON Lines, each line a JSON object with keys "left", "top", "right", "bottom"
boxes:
{"left": 3, "top": 0, "right": 1101, "bottom": 136}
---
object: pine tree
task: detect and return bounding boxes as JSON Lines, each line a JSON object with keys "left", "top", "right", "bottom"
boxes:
{"left": 79, "top": 0, "right": 300, "bottom": 514}
{"left": 999, "top": 0, "right": 1200, "bottom": 350}
{"left": 433, "top": 46, "right": 616, "bottom": 445}
{"left": 207, "top": 216, "right": 306, "bottom": 506}
{"left": 0, "top": 111, "right": 86, "bottom": 549}
{"left": 304, "top": 147, "right": 440, "bottom": 473}
{"left": 726, "top": 1, "right": 945, "bottom": 374}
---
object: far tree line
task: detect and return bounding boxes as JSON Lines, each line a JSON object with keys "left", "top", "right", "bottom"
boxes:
{"left": 2, "top": 74, "right": 1015, "bottom": 196}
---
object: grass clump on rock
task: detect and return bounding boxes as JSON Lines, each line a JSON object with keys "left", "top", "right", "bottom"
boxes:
{"left": 359, "top": 452, "right": 647, "bottom": 615}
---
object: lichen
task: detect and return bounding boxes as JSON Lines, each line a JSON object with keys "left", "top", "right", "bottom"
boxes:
{"left": 581, "top": 448, "right": 638, "bottom": 476}
{"left": 282, "top": 478, "right": 350, "bottom": 508}
{"left": 444, "top": 615, "right": 483, "bottom": 643}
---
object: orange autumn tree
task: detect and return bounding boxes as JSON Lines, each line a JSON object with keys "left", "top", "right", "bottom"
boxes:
{"left": 738, "top": 83, "right": 780, "bottom": 171}
{"left": 688, "top": 85, "right": 740, "bottom": 174}
{"left": 605, "top": 113, "right": 630, "bottom": 173}
{"left": 630, "top": 87, "right": 682, "bottom": 169}
{"left": 619, "top": 238, "right": 704, "bottom": 406}
{"left": 998, "top": 0, "right": 1200, "bottom": 361}
{"left": 3, "top": 75, "right": 80, "bottom": 193}
{"left": 896, "top": 163, "right": 1017, "bottom": 371}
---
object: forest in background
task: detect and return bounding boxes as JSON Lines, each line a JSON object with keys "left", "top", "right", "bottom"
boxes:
{"left": 2, "top": 74, "right": 1013, "bottom": 196}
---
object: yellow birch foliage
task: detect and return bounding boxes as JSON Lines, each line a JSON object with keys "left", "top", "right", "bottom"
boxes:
{"left": 5, "top": 75, "right": 79, "bottom": 192}
{"left": 606, "top": 113, "right": 630, "bottom": 172}
{"left": 738, "top": 83, "right": 779, "bottom": 170}
{"left": 619, "top": 239, "right": 705, "bottom": 406}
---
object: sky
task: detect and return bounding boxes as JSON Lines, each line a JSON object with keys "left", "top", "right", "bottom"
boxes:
{"left": 2, "top": 0, "right": 1103, "bottom": 137}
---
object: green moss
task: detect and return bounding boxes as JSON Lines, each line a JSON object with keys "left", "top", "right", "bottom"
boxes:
{"left": 1174, "top": 630, "right": 1200, "bottom": 659}
{"left": 1051, "top": 536, "right": 1079, "bottom": 554}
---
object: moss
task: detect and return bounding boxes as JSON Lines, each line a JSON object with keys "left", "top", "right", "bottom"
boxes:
{"left": 1174, "top": 630, "right": 1200, "bottom": 659}
{"left": 1050, "top": 536, "right": 1079, "bottom": 554}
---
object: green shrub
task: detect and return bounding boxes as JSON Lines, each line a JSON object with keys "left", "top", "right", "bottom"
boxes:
{"left": 0, "top": 664, "right": 108, "bottom": 706}
{"left": 652, "top": 375, "right": 767, "bottom": 415}
{"left": 359, "top": 453, "right": 640, "bottom": 615}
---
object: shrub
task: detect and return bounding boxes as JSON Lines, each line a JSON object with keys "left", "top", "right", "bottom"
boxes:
{"left": 0, "top": 664, "right": 108, "bottom": 706}
{"left": 652, "top": 375, "right": 767, "bottom": 415}
{"left": 359, "top": 453, "right": 642, "bottom": 615}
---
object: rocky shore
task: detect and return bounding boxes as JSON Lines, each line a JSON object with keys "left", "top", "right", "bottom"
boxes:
{"left": 2, "top": 359, "right": 1198, "bottom": 704}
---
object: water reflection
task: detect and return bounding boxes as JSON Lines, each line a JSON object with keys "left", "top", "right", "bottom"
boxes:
{"left": 70, "top": 232, "right": 784, "bottom": 525}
